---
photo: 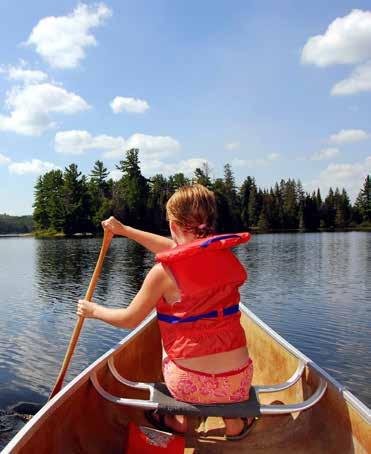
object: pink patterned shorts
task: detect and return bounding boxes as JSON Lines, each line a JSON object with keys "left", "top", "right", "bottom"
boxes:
{"left": 162, "top": 357, "right": 253, "bottom": 404}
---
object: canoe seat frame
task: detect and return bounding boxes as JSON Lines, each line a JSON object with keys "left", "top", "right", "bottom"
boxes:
{"left": 90, "top": 358, "right": 327, "bottom": 417}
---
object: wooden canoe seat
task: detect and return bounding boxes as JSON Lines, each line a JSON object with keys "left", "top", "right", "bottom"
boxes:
{"left": 90, "top": 358, "right": 327, "bottom": 417}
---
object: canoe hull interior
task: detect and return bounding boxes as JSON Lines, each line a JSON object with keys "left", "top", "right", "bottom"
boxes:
{"left": 3, "top": 308, "right": 370, "bottom": 453}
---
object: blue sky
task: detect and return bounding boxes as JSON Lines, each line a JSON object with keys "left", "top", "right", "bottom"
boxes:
{"left": 0, "top": 1, "right": 370, "bottom": 215}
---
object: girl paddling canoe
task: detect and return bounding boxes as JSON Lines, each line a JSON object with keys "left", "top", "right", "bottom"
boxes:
{"left": 77, "top": 184, "right": 255, "bottom": 439}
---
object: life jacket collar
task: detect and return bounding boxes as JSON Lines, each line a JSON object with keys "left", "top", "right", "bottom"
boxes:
{"left": 156, "top": 232, "right": 251, "bottom": 264}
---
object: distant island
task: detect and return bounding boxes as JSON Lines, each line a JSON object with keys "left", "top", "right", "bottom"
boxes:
{"left": 3, "top": 149, "right": 371, "bottom": 236}
{"left": 0, "top": 214, "right": 34, "bottom": 235}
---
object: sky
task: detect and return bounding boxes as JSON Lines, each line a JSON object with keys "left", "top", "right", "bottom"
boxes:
{"left": 0, "top": 0, "right": 370, "bottom": 215}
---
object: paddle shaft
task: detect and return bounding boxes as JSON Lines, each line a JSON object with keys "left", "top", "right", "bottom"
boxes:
{"left": 49, "top": 230, "right": 113, "bottom": 399}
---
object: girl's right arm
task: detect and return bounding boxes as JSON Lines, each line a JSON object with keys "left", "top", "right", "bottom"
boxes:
{"left": 77, "top": 263, "right": 167, "bottom": 329}
{"left": 102, "top": 216, "right": 176, "bottom": 254}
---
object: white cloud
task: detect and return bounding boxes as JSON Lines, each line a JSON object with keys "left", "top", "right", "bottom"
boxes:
{"left": 124, "top": 133, "right": 180, "bottom": 159}
{"left": 110, "top": 96, "right": 149, "bottom": 114}
{"left": 26, "top": 3, "right": 112, "bottom": 69}
{"left": 8, "top": 159, "right": 60, "bottom": 175}
{"left": 140, "top": 158, "right": 212, "bottom": 176}
{"left": 232, "top": 153, "right": 280, "bottom": 168}
{"left": 331, "top": 61, "right": 371, "bottom": 95}
{"left": 55, "top": 130, "right": 180, "bottom": 160}
{"left": 175, "top": 158, "right": 211, "bottom": 175}
{"left": 0, "top": 83, "right": 90, "bottom": 136}
{"left": 102, "top": 133, "right": 180, "bottom": 160}
{"left": 0, "top": 153, "right": 11, "bottom": 165}
{"left": 225, "top": 142, "right": 240, "bottom": 151}
{"left": 55, "top": 130, "right": 125, "bottom": 155}
{"left": 304, "top": 156, "right": 371, "bottom": 199}
{"left": 301, "top": 10, "right": 371, "bottom": 67}
{"left": 310, "top": 148, "right": 339, "bottom": 161}
{"left": 108, "top": 169, "right": 122, "bottom": 181}
{"left": 1, "top": 64, "right": 48, "bottom": 84}
{"left": 329, "top": 129, "right": 369, "bottom": 144}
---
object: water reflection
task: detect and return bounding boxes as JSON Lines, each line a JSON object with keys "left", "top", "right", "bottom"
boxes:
{"left": 238, "top": 232, "right": 371, "bottom": 407}
{"left": 0, "top": 237, "right": 154, "bottom": 411}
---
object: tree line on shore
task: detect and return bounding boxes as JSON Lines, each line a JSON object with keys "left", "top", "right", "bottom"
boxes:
{"left": 0, "top": 214, "right": 34, "bottom": 235}
{"left": 32, "top": 149, "right": 371, "bottom": 236}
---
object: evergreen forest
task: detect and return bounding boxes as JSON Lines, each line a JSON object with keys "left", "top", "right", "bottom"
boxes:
{"left": 32, "top": 149, "right": 371, "bottom": 236}
{"left": 0, "top": 214, "right": 34, "bottom": 235}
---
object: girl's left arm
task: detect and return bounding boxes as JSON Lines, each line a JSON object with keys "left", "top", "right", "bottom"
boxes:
{"left": 77, "top": 264, "right": 165, "bottom": 329}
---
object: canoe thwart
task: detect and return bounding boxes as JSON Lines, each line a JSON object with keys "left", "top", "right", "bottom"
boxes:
{"left": 90, "top": 372, "right": 158, "bottom": 410}
{"left": 259, "top": 377, "right": 327, "bottom": 415}
{"left": 255, "top": 360, "right": 305, "bottom": 394}
{"left": 107, "top": 358, "right": 154, "bottom": 391}
{"left": 90, "top": 359, "right": 327, "bottom": 417}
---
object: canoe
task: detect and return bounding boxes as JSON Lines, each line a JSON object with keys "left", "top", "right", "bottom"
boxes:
{"left": 2, "top": 305, "right": 370, "bottom": 453}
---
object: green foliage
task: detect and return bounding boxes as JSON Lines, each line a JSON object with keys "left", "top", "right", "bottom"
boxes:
{"left": 148, "top": 174, "right": 171, "bottom": 232}
{"left": 354, "top": 175, "right": 371, "bottom": 223}
{"left": 168, "top": 173, "right": 190, "bottom": 191}
{"left": 89, "top": 160, "right": 113, "bottom": 231}
{"left": 33, "top": 170, "right": 64, "bottom": 231}
{"left": 62, "top": 164, "right": 93, "bottom": 235}
{"left": 113, "top": 149, "right": 149, "bottom": 228}
{"left": 239, "top": 176, "right": 256, "bottom": 228}
{"left": 0, "top": 214, "right": 34, "bottom": 234}
{"left": 193, "top": 163, "right": 212, "bottom": 188}
{"left": 31, "top": 150, "right": 368, "bottom": 236}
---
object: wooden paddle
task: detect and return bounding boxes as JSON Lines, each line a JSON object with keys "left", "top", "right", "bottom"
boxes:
{"left": 49, "top": 229, "right": 114, "bottom": 399}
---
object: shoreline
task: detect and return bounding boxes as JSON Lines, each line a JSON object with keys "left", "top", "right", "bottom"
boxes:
{"left": 1, "top": 227, "right": 370, "bottom": 238}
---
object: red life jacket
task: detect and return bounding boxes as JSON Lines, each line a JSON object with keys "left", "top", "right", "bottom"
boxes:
{"left": 155, "top": 233, "right": 251, "bottom": 360}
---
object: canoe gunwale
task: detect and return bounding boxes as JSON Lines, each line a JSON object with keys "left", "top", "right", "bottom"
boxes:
{"left": 240, "top": 305, "right": 371, "bottom": 424}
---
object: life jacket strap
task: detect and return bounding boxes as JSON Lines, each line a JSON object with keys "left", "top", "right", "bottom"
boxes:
{"left": 199, "top": 234, "right": 241, "bottom": 248}
{"left": 157, "top": 304, "right": 240, "bottom": 324}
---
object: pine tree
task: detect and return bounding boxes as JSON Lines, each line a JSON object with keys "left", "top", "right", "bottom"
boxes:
{"left": 239, "top": 176, "right": 255, "bottom": 228}
{"left": 222, "top": 163, "right": 241, "bottom": 230}
{"left": 355, "top": 175, "right": 371, "bottom": 223}
{"left": 44, "top": 170, "right": 65, "bottom": 231}
{"left": 257, "top": 195, "right": 272, "bottom": 232}
{"left": 113, "top": 149, "right": 149, "bottom": 227}
{"left": 33, "top": 176, "right": 49, "bottom": 230}
{"left": 168, "top": 173, "right": 190, "bottom": 192}
{"left": 302, "top": 193, "right": 320, "bottom": 231}
{"left": 89, "top": 160, "right": 111, "bottom": 230}
{"left": 322, "top": 187, "right": 336, "bottom": 229}
{"left": 213, "top": 178, "right": 231, "bottom": 233}
{"left": 90, "top": 160, "right": 110, "bottom": 196}
{"left": 281, "top": 179, "right": 298, "bottom": 229}
{"left": 63, "top": 164, "right": 93, "bottom": 235}
{"left": 247, "top": 185, "right": 261, "bottom": 227}
{"left": 193, "top": 162, "right": 212, "bottom": 188}
{"left": 148, "top": 174, "right": 170, "bottom": 232}
{"left": 334, "top": 188, "right": 351, "bottom": 228}
{"left": 33, "top": 171, "right": 65, "bottom": 232}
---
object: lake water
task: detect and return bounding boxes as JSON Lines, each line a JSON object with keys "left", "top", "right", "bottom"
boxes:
{"left": 0, "top": 232, "right": 370, "bottom": 437}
